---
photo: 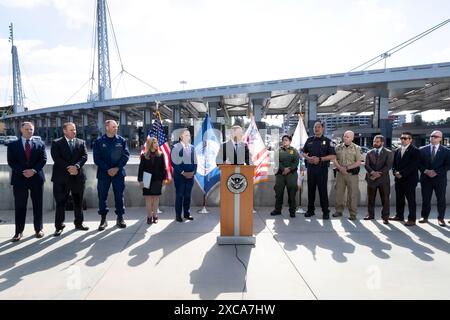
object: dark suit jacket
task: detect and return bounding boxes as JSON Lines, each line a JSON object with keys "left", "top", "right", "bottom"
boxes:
{"left": 171, "top": 142, "right": 197, "bottom": 180}
{"left": 138, "top": 153, "right": 166, "bottom": 182}
{"left": 7, "top": 138, "right": 47, "bottom": 187}
{"left": 218, "top": 140, "right": 250, "bottom": 165}
{"left": 392, "top": 145, "right": 420, "bottom": 185}
{"left": 365, "top": 147, "right": 393, "bottom": 187}
{"left": 419, "top": 144, "right": 450, "bottom": 181}
{"left": 50, "top": 137, "right": 88, "bottom": 185}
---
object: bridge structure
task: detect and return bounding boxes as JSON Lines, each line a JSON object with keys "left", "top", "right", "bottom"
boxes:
{"left": 1, "top": 1, "right": 450, "bottom": 148}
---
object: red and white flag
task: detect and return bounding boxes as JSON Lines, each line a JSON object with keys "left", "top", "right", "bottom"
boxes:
{"left": 243, "top": 116, "right": 270, "bottom": 184}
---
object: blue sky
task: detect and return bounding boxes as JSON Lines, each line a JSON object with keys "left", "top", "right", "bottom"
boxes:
{"left": 0, "top": 0, "right": 449, "bottom": 121}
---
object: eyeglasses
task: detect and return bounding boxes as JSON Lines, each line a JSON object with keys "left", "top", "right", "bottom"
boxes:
{"left": 400, "top": 137, "right": 410, "bottom": 140}
{"left": 430, "top": 135, "right": 441, "bottom": 139}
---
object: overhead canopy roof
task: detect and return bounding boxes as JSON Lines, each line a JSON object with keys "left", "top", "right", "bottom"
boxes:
{"left": 2, "top": 62, "right": 450, "bottom": 123}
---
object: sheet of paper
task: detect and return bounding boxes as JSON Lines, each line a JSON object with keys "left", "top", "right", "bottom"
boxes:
{"left": 143, "top": 171, "right": 152, "bottom": 189}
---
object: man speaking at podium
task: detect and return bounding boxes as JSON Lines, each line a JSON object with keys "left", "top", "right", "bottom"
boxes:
{"left": 218, "top": 125, "right": 250, "bottom": 165}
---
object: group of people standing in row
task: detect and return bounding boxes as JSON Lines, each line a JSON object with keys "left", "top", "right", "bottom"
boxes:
{"left": 6, "top": 119, "right": 450, "bottom": 242}
{"left": 270, "top": 121, "right": 449, "bottom": 228}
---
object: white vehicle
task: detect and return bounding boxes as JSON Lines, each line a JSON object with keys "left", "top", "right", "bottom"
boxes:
{"left": 4, "top": 136, "right": 18, "bottom": 145}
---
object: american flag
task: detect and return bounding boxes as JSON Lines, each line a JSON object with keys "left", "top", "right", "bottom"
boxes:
{"left": 141, "top": 111, "right": 173, "bottom": 183}
{"left": 243, "top": 116, "right": 270, "bottom": 184}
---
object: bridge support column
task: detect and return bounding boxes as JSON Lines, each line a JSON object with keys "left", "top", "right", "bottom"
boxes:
{"left": 119, "top": 109, "right": 132, "bottom": 148}
{"left": 55, "top": 117, "right": 62, "bottom": 138}
{"left": 97, "top": 111, "right": 105, "bottom": 135}
{"left": 306, "top": 94, "right": 318, "bottom": 136}
{"left": 143, "top": 108, "right": 153, "bottom": 140}
{"left": 373, "top": 90, "right": 392, "bottom": 147}
{"left": 46, "top": 118, "right": 52, "bottom": 143}
{"left": 206, "top": 99, "right": 222, "bottom": 132}
{"left": 82, "top": 113, "right": 89, "bottom": 144}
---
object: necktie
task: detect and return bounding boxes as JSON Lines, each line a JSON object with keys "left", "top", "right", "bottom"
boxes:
{"left": 25, "top": 139, "right": 31, "bottom": 162}
{"left": 401, "top": 147, "right": 405, "bottom": 158}
{"left": 69, "top": 140, "right": 74, "bottom": 152}
{"left": 375, "top": 149, "right": 379, "bottom": 158}
{"left": 431, "top": 145, "right": 436, "bottom": 162}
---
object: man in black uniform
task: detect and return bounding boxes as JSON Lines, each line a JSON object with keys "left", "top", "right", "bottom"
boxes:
{"left": 303, "top": 121, "right": 336, "bottom": 219}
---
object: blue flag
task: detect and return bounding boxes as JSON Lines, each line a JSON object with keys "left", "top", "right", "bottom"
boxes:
{"left": 194, "top": 114, "right": 221, "bottom": 195}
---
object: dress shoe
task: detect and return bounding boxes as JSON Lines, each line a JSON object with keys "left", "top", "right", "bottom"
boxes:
{"left": 364, "top": 215, "right": 374, "bottom": 220}
{"left": 54, "top": 224, "right": 66, "bottom": 236}
{"left": 176, "top": 217, "right": 183, "bottom": 222}
{"left": 75, "top": 224, "right": 89, "bottom": 231}
{"left": 332, "top": 212, "right": 343, "bottom": 218}
{"left": 304, "top": 212, "right": 315, "bottom": 218}
{"left": 147, "top": 217, "right": 153, "bottom": 225}
{"left": 438, "top": 219, "right": 446, "bottom": 227}
{"left": 404, "top": 220, "right": 416, "bottom": 227}
{"left": 116, "top": 217, "right": 127, "bottom": 228}
{"left": 290, "top": 212, "right": 296, "bottom": 218}
{"left": 418, "top": 218, "right": 428, "bottom": 224}
{"left": 12, "top": 233, "right": 22, "bottom": 242}
{"left": 348, "top": 215, "right": 357, "bottom": 221}
{"left": 389, "top": 216, "right": 404, "bottom": 221}
{"left": 270, "top": 210, "right": 282, "bottom": 216}
{"left": 184, "top": 215, "right": 194, "bottom": 221}
{"left": 98, "top": 215, "right": 108, "bottom": 231}
{"left": 153, "top": 216, "right": 158, "bottom": 224}
{"left": 382, "top": 219, "right": 389, "bottom": 225}
{"left": 36, "top": 230, "right": 44, "bottom": 238}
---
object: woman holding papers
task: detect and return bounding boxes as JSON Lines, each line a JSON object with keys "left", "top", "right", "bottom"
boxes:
{"left": 138, "top": 137, "right": 166, "bottom": 224}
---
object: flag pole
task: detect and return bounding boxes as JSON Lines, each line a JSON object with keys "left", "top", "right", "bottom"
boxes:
{"left": 154, "top": 101, "right": 164, "bottom": 215}
{"left": 296, "top": 110, "right": 306, "bottom": 214}
{"left": 198, "top": 114, "right": 210, "bottom": 214}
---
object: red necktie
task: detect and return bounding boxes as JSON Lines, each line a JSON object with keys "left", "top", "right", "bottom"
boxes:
{"left": 25, "top": 139, "right": 31, "bottom": 162}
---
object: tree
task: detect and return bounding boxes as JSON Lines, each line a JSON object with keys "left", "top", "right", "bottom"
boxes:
{"left": 413, "top": 114, "right": 423, "bottom": 126}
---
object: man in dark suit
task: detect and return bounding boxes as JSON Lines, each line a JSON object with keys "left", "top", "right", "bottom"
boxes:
{"left": 364, "top": 135, "right": 393, "bottom": 224}
{"left": 389, "top": 132, "right": 420, "bottom": 226}
{"left": 171, "top": 129, "right": 197, "bottom": 222}
{"left": 218, "top": 126, "right": 250, "bottom": 165}
{"left": 7, "top": 122, "right": 47, "bottom": 242}
{"left": 51, "top": 122, "right": 89, "bottom": 236}
{"left": 418, "top": 131, "right": 450, "bottom": 227}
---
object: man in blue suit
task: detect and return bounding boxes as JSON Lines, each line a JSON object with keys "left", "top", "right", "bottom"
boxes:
{"left": 418, "top": 131, "right": 450, "bottom": 227}
{"left": 93, "top": 120, "right": 130, "bottom": 231}
{"left": 171, "top": 129, "right": 197, "bottom": 222}
{"left": 7, "top": 122, "right": 47, "bottom": 242}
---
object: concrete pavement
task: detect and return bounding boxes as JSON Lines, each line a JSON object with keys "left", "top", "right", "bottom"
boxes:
{"left": 0, "top": 206, "right": 449, "bottom": 300}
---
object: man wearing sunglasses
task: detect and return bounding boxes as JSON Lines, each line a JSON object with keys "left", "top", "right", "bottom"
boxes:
{"left": 418, "top": 131, "right": 450, "bottom": 227}
{"left": 390, "top": 132, "right": 420, "bottom": 226}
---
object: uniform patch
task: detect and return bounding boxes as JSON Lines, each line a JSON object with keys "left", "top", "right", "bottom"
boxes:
{"left": 290, "top": 150, "right": 294, "bottom": 155}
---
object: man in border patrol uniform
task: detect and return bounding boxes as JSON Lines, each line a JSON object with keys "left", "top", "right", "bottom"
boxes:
{"left": 271, "top": 135, "right": 300, "bottom": 218}
{"left": 303, "top": 121, "right": 336, "bottom": 220}
{"left": 93, "top": 120, "right": 130, "bottom": 231}
{"left": 333, "top": 130, "right": 362, "bottom": 220}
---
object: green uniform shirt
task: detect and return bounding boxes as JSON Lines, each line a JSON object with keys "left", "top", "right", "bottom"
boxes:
{"left": 277, "top": 146, "right": 300, "bottom": 174}
{"left": 335, "top": 142, "right": 362, "bottom": 167}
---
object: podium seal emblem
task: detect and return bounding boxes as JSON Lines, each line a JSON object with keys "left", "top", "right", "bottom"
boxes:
{"left": 227, "top": 173, "right": 248, "bottom": 194}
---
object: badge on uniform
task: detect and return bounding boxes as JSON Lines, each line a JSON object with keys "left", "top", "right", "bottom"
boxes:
{"left": 102, "top": 144, "right": 107, "bottom": 148}
{"left": 290, "top": 150, "right": 294, "bottom": 155}
{"left": 322, "top": 141, "right": 326, "bottom": 145}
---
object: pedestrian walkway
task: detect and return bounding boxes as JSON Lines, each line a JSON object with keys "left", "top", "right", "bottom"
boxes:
{"left": 0, "top": 207, "right": 448, "bottom": 300}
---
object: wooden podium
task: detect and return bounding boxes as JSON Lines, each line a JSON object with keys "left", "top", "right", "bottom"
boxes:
{"left": 217, "top": 165, "right": 256, "bottom": 245}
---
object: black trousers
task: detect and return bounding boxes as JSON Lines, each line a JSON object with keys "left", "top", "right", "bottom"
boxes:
{"left": 421, "top": 177, "right": 447, "bottom": 220}
{"left": 307, "top": 167, "right": 330, "bottom": 215}
{"left": 13, "top": 183, "right": 43, "bottom": 234}
{"left": 367, "top": 182, "right": 390, "bottom": 219}
{"left": 395, "top": 180, "right": 417, "bottom": 221}
{"left": 54, "top": 182, "right": 85, "bottom": 228}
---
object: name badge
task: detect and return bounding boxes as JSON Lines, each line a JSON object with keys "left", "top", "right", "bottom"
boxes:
{"left": 115, "top": 143, "right": 122, "bottom": 147}
{"left": 290, "top": 150, "right": 294, "bottom": 155}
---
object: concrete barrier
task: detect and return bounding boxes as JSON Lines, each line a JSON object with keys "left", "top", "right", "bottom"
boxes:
{"left": 0, "top": 164, "right": 449, "bottom": 211}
